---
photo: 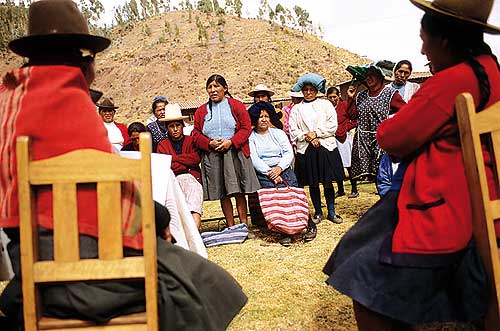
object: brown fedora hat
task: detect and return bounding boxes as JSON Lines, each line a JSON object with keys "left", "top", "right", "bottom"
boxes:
{"left": 96, "top": 97, "right": 119, "bottom": 110}
{"left": 8, "top": 0, "right": 111, "bottom": 57}
{"left": 410, "top": 0, "right": 500, "bottom": 34}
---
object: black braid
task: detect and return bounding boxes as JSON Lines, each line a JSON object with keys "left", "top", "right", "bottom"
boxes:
{"left": 465, "top": 49, "right": 490, "bottom": 112}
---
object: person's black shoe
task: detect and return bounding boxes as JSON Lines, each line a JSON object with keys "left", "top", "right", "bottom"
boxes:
{"left": 327, "top": 214, "right": 343, "bottom": 224}
{"left": 313, "top": 213, "right": 323, "bottom": 224}
{"left": 348, "top": 192, "right": 359, "bottom": 198}
{"left": 279, "top": 236, "right": 292, "bottom": 247}
{"left": 304, "top": 226, "right": 317, "bottom": 242}
{"left": 335, "top": 191, "right": 346, "bottom": 198}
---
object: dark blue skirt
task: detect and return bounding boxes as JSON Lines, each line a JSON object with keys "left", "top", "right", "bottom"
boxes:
{"left": 323, "top": 191, "right": 489, "bottom": 324}
{"left": 295, "top": 145, "right": 344, "bottom": 186}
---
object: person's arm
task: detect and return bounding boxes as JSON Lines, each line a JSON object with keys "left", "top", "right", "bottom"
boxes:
{"left": 172, "top": 140, "right": 201, "bottom": 169}
{"left": 275, "top": 129, "right": 294, "bottom": 171}
{"left": 315, "top": 100, "right": 337, "bottom": 139}
{"left": 228, "top": 99, "right": 252, "bottom": 150}
{"left": 377, "top": 93, "right": 450, "bottom": 159}
{"left": 389, "top": 91, "right": 407, "bottom": 114}
{"left": 289, "top": 104, "right": 308, "bottom": 144}
{"left": 192, "top": 105, "right": 212, "bottom": 152}
{"left": 249, "top": 134, "right": 272, "bottom": 175}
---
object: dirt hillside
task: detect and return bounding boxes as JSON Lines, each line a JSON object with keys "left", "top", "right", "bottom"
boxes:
{"left": 0, "top": 10, "right": 370, "bottom": 124}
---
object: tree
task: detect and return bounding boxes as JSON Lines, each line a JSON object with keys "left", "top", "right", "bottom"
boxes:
{"left": 233, "top": 0, "right": 242, "bottom": 18}
{"left": 0, "top": 0, "right": 28, "bottom": 53}
{"left": 275, "top": 3, "right": 290, "bottom": 29}
{"left": 293, "top": 5, "right": 312, "bottom": 34}
{"left": 197, "top": 0, "right": 212, "bottom": 14}
{"left": 78, "top": 0, "right": 105, "bottom": 32}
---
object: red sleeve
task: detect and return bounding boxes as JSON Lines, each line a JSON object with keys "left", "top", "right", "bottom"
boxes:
{"left": 192, "top": 104, "right": 211, "bottom": 152}
{"left": 174, "top": 137, "right": 201, "bottom": 168}
{"left": 228, "top": 99, "right": 252, "bottom": 150}
{"left": 116, "top": 122, "right": 130, "bottom": 145}
{"left": 389, "top": 92, "right": 407, "bottom": 114}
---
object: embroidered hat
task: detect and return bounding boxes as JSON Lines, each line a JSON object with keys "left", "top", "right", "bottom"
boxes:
{"left": 410, "top": 0, "right": 500, "bottom": 34}
{"left": 97, "top": 97, "right": 119, "bottom": 110}
{"left": 158, "top": 103, "right": 189, "bottom": 122}
{"left": 347, "top": 60, "right": 395, "bottom": 83}
{"left": 9, "top": 0, "right": 111, "bottom": 57}
{"left": 248, "top": 84, "right": 275, "bottom": 97}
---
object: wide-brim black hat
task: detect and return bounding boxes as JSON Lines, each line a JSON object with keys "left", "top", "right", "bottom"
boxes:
{"left": 8, "top": 0, "right": 111, "bottom": 57}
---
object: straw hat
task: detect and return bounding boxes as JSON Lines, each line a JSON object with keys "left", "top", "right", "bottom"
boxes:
{"left": 158, "top": 104, "right": 189, "bottom": 122}
{"left": 288, "top": 90, "right": 304, "bottom": 98}
{"left": 9, "top": 0, "right": 111, "bottom": 57}
{"left": 248, "top": 84, "right": 275, "bottom": 97}
{"left": 96, "top": 97, "right": 118, "bottom": 110}
{"left": 410, "top": 0, "right": 500, "bottom": 34}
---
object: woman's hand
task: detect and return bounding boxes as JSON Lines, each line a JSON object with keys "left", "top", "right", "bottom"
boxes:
{"left": 305, "top": 131, "right": 317, "bottom": 142}
{"left": 273, "top": 175, "right": 283, "bottom": 185}
{"left": 209, "top": 138, "right": 223, "bottom": 150}
{"left": 214, "top": 139, "right": 232, "bottom": 152}
{"left": 267, "top": 166, "right": 282, "bottom": 181}
{"left": 311, "top": 137, "right": 321, "bottom": 148}
{"left": 347, "top": 85, "right": 357, "bottom": 99}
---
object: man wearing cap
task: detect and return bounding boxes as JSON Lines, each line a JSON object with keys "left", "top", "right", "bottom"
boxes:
{"left": 0, "top": 0, "right": 247, "bottom": 328}
{"left": 157, "top": 104, "right": 203, "bottom": 229}
{"left": 97, "top": 97, "right": 129, "bottom": 152}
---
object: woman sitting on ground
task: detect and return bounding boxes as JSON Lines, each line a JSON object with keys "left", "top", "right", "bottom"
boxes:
{"left": 157, "top": 104, "right": 203, "bottom": 229}
{"left": 121, "top": 122, "right": 147, "bottom": 151}
{"left": 248, "top": 102, "right": 317, "bottom": 246}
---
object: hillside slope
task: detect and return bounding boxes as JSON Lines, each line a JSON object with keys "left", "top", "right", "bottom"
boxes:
{"left": 0, "top": 10, "right": 370, "bottom": 123}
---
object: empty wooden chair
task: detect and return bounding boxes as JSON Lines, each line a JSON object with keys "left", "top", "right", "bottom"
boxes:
{"left": 456, "top": 92, "right": 500, "bottom": 330}
{"left": 16, "top": 132, "right": 158, "bottom": 330}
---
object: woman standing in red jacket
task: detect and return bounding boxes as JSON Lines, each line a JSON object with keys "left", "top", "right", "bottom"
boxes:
{"left": 192, "top": 74, "right": 260, "bottom": 231}
{"left": 323, "top": 0, "right": 500, "bottom": 329}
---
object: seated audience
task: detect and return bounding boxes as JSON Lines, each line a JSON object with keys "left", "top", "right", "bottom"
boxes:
{"left": 0, "top": 1, "right": 246, "bottom": 329}
{"left": 97, "top": 97, "right": 129, "bottom": 152}
{"left": 157, "top": 104, "right": 203, "bottom": 229}
{"left": 121, "top": 122, "right": 147, "bottom": 151}
{"left": 248, "top": 102, "right": 317, "bottom": 246}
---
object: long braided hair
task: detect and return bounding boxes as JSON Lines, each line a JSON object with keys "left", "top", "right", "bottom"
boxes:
{"left": 205, "top": 74, "right": 233, "bottom": 121}
{"left": 422, "top": 13, "right": 500, "bottom": 112}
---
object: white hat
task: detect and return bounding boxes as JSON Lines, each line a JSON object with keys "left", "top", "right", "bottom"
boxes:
{"left": 287, "top": 90, "right": 304, "bottom": 98}
{"left": 158, "top": 103, "right": 189, "bottom": 122}
{"left": 248, "top": 84, "right": 275, "bottom": 97}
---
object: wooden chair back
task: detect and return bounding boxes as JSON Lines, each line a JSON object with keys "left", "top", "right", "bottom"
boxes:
{"left": 456, "top": 92, "right": 500, "bottom": 329}
{"left": 16, "top": 132, "right": 158, "bottom": 331}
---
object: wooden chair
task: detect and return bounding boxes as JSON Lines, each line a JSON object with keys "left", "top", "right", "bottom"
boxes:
{"left": 456, "top": 92, "right": 500, "bottom": 330}
{"left": 16, "top": 132, "right": 158, "bottom": 331}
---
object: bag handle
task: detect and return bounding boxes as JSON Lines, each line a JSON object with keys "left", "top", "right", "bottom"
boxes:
{"left": 274, "top": 180, "right": 290, "bottom": 190}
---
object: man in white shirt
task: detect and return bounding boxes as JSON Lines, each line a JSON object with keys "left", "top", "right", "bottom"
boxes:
{"left": 97, "top": 97, "right": 129, "bottom": 152}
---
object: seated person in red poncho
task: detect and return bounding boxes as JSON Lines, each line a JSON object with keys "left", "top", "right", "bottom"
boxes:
{"left": 157, "top": 104, "right": 203, "bottom": 229}
{"left": 0, "top": 1, "right": 246, "bottom": 329}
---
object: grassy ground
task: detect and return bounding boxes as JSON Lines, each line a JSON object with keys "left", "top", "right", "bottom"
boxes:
{"left": 199, "top": 182, "right": 479, "bottom": 331}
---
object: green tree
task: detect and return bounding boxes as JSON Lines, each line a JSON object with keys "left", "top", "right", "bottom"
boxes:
{"left": 293, "top": 5, "right": 312, "bottom": 34}
{"left": 0, "top": 0, "right": 28, "bottom": 53}
{"left": 197, "top": 0, "right": 212, "bottom": 14}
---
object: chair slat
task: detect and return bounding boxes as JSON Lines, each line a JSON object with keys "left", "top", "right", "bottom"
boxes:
{"left": 33, "top": 257, "right": 145, "bottom": 283}
{"left": 29, "top": 149, "right": 141, "bottom": 184}
{"left": 474, "top": 101, "right": 500, "bottom": 135}
{"left": 97, "top": 182, "right": 123, "bottom": 260}
{"left": 53, "top": 183, "right": 79, "bottom": 262}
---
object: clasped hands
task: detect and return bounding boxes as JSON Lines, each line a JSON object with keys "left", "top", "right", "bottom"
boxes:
{"left": 305, "top": 131, "right": 320, "bottom": 148}
{"left": 209, "top": 138, "right": 232, "bottom": 152}
{"left": 267, "top": 166, "right": 283, "bottom": 185}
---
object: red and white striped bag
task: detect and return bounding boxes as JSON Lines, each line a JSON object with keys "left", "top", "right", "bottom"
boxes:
{"left": 257, "top": 184, "right": 309, "bottom": 235}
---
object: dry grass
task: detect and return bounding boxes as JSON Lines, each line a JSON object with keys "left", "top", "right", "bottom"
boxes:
{"left": 200, "top": 182, "right": 480, "bottom": 331}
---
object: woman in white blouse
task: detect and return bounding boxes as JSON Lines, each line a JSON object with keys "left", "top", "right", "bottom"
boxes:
{"left": 289, "top": 73, "right": 345, "bottom": 224}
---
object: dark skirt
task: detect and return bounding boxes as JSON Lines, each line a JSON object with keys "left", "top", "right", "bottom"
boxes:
{"left": 255, "top": 167, "right": 299, "bottom": 189}
{"left": 323, "top": 191, "right": 489, "bottom": 324}
{"left": 295, "top": 145, "right": 345, "bottom": 187}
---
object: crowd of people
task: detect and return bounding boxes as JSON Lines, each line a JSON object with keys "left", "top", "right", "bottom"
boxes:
{"left": 1, "top": 0, "right": 500, "bottom": 329}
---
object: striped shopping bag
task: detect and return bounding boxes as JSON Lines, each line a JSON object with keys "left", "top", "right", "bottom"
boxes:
{"left": 257, "top": 184, "right": 309, "bottom": 235}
